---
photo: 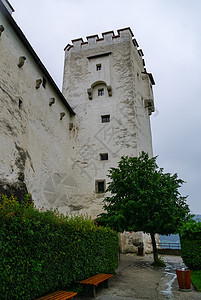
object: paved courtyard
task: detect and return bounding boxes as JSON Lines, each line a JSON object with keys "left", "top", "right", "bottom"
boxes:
{"left": 78, "top": 253, "right": 200, "bottom": 300}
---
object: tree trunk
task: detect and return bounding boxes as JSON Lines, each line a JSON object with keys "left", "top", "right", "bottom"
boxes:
{"left": 150, "top": 233, "right": 158, "bottom": 262}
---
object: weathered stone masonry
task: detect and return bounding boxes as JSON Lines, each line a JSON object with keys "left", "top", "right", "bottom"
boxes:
{"left": 62, "top": 28, "right": 155, "bottom": 217}
{"left": 0, "top": 0, "right": 75, "bottom": 209}
{"left": 0, "top": 0, "right": 155, "bottom": 221}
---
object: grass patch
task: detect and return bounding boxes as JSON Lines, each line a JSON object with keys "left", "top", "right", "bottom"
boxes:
{"left": 191, "top": 270, "right": 201, "bottom": 291}
{"left": 151, "top": 257, "right": 166, "bottom": 268}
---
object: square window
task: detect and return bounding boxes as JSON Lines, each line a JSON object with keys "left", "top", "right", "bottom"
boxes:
{"left": 96, "top": 64, "right": 101, "bottom": 71}
{"left": 98, "top": 88, "right": 104, "bottom": 96}
{"left": 95, "top": 180, "right": 106, "bottom": 193}
{"left": 100, "top": 153, "right": 108, "bottom": 161}
{"left": 101, "top": 115, "right": 110, "bottom": 123}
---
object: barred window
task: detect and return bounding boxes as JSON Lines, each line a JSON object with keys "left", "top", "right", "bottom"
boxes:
{"left": 98, "top": 88, "right": 104, "bottom": 96}
{"left": 101, "top": 115, "right": 110, "bottom": 123}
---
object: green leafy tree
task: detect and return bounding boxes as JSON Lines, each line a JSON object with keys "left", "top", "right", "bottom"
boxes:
{"left": 99, "top": 152, "right": 190, "bottom": 263}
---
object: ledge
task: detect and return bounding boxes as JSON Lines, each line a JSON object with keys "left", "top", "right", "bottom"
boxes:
{"left": 87, "top": 52, "right": 112, "bottom": 60}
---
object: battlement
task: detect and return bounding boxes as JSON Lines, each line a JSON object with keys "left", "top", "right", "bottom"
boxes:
{"left": 64, "top": 27, "right": 155, "bottom": 85}
{"left": 64, "top": 27, "right": 142, "bottom": 56}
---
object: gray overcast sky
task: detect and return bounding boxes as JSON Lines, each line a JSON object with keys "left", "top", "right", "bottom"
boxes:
{"left": 10, "top": 0, "right": 201, "bottom": 214}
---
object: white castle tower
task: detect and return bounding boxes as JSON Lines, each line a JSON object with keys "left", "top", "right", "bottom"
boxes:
{"left": 62, "top": 27, "right": 155, "bottom": 217}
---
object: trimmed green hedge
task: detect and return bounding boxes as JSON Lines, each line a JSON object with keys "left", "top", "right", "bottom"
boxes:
{"left": 180, "top": 221, "right": 201, "bottom": 270}
{"left": 0, "top": 195, "right": 118, "bottom": 299}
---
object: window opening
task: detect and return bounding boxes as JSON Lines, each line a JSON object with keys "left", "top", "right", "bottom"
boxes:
{"left": 42, "top": 77, "right": 47, "bottom": 88}
{"left": 95, "top": 180, "right": 106, "bottom": 193}
{"left": 100, "top": 153, "right": 108, "bottom": 161}
{"left": 101, "top": 115, "right": 110, "bottom": 123}
{"left": 98, "top": 88, "right": 104, "bottom": 96}
{"left": 18, "top": 99, "right": 22, "bottom": 109}
{"left": 96, "top": 64, "right": 101, "bottom": 71}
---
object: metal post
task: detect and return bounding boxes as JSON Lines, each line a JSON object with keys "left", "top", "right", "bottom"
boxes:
{"left": 93, "top": 286, "right": 96, "bottom": 298}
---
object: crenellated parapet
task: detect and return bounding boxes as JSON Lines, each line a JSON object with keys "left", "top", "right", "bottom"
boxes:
{"left": 64, "top": 26, "right": 155, "bottom": 115}
{"left": 65, "top": 27, "right": 133, "bottom": 50}
{"left": 64, "top": 27, "right": 147, "bottom": 68}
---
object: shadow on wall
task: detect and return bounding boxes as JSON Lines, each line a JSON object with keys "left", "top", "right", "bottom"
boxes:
{"left": 0, "top": 178, "right": 31, "bottom": 204}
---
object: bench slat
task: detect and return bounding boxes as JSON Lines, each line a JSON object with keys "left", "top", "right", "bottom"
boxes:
{"left": 35, "top": 290, "right": 77, "bottom": 300}
{"left": 80, "top": 273, "right": 113, "bottom": 286}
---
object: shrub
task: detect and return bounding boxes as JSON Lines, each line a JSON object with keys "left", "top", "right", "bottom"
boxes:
{"left": 0, "top": 195, "right": 118, "bottom": 299}
{"left": 180, "top": 221, "right": 201, "bottom": 270}
{"left": 151, "top": 257, "right": 166, "bottom": 268}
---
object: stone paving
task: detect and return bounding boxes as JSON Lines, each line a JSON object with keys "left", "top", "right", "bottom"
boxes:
{"left": 91, "top": 253, "right": 201, "bottom": 300}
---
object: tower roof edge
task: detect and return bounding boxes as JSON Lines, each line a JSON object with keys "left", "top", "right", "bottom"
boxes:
{"left": 117, "top": 27, "right": 134, "bottom": 37}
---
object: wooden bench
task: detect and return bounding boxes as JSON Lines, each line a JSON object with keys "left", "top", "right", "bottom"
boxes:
{"left": 35, "top": 290, "right": 77, "bottom": 300}
{"left": 80, "top": 273, "right": 113, "bottom": 298}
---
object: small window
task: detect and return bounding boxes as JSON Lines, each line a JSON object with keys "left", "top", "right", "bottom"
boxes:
{"left": 95, "top": 180, "right": 106, "bottom": 193}
{"left": 96, "top": 64, "right": 101, "bottom": 71}
{"left": 101, "top": 115, "right": 110, "bottom": 123}
{"left": 100, "top": 153, "right": 108, "bottom": 161}
{"left": 42, "top": 77, "right": 47, "bottom": 88}
{"left": 98, "top": 88, "right": 104, "bottom": 96}
{"left": 18, "top": 99, "right": 22, "bottom": 109}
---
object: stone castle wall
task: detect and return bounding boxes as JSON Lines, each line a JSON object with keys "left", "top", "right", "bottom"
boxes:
{"left": 0, "top": 0, "right": 155, "bottom": 220}
{"left": 0, "top": 5, "right": 75, "bottom": 212}
{"left": 119, "top": 231, "right": 160, "bottom": 254}
{"left": 62, "top": 28, "right": 155, "bottom": 217}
